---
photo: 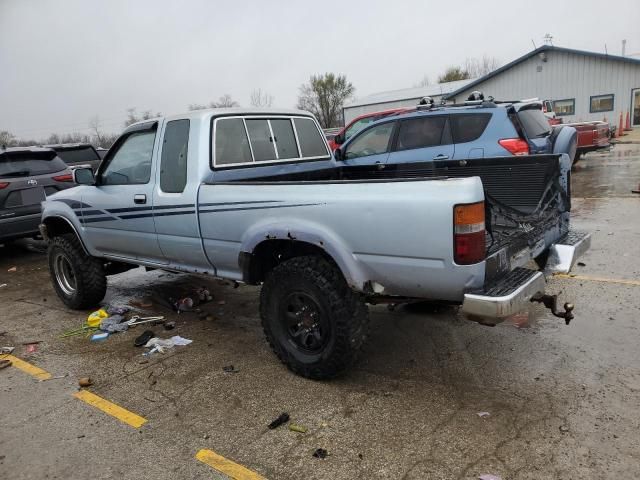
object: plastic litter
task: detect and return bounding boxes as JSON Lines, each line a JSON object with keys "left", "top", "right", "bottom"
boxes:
{"left": 312, "top": 448, "right": 328, "bottom": 459}
{"left": 0, "top": 346, "right": 15, "bottom": 354}
{"left": 91, "top": 332, "right": 109, "bottom": 342}
{"left": 25, "top": 343, "right": 38, "bottom": 354}
{"left": 127, "top": 315, "right": 165, "bottom": 326}
{"left": 479, "top": 475, "right": 502, "bottom": 480}
{"left": 477, "top": 412, "right": 491, "bottom": 418}
{"left": 7, "top": 266, "right": 16, "bottom": 272}
{"left": 289, "top": 424, "right": 307, "bottom": 434}
{"left": 0, "top": 359, "right": 12, "bottom": 370}
{"left": 268, "top": 412, "right": 290, "bottom": 429}
{"left": 0, "top": 284, "right": 7, "bottom": 288}
{"left": 174, "top": 297, "right": 194, "bottom": 313}
{"left": 87, "top": 309, "right": 109, "bottom": 327}
{"left": 143, "top": 335, "right": 192, "bottom": 354}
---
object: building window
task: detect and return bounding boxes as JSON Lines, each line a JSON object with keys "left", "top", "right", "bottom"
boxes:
{"left": 553, "top": 99, "right": 575, "bottom": 116}
{"left": 590, "top": 94, "right": 614, "bottom": 113}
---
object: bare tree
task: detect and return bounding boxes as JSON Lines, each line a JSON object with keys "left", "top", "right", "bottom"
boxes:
{"left": 297, "top": 73, "right": 355, "bottom": 128}
{"left": 124, "top": 108, "right": 161, "bottom": 127}
{"left": 250, "top": 88, "right": 274, "bottom": 108}
{"left": 188, "top": 94, "right": 240, "bottom": 111}
{"left": 0, "top": 130, "right": 15, "bottom": 147}
{"left": 414, "top": 75, "right": 431, "bottom": 88}
{"left": 463, "top": 56, "right": 501, "bottom": 78}
{"left": 88, "top": 116, "right": 103, "bottom": 146}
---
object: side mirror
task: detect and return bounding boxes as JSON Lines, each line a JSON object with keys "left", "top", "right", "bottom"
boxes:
{"left": 334, "top": 133, "right": 344, "bottom": 146}
{"left": 73, "top": 167, "right": 95, "bottom": 185}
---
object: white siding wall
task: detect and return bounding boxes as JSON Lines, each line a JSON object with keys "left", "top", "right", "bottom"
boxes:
{"left": 451, "top": 51, "right": 640, "bottom": 124}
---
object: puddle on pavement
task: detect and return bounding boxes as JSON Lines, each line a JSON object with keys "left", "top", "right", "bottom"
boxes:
{"left": 571, "top": 144, "right": 640, "bottom": 198}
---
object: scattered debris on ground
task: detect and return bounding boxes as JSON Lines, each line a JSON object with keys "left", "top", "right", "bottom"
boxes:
{"left": 477, "top": 412, "right": 491, "bottom": 418}
{"left": 143, "top": 335, "right": 192, "bottom": 355}
{"left": 0, "top": 359, "right": 12, "bottom": 370}
{"left": 478, "top": 475, "right": 502, "bottom": 480}
{"left": 289, "top": 424, "right": 307, "bottom": 434}
{"left": 268, "top": 412, "right": 290, "bottom": 430}
{"left": 78, "top": 377, "right": 93, "bottom": 387}
{"left": 312, "top": 448, "right": 328, "bottom": 459}
{"left": 222, "top": 365, "right": 237, "bottom": 374}
{"left": 7, "top": 266, "right": 16, "bottom": 272}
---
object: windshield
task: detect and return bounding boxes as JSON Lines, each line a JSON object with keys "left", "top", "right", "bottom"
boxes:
{"left": 55, "top": 147, "right": 100, "bottom": 164}
{"left": 518, "top": 108, "right": 551, "bottom": 138}
{"left": 0, "top": 156, "right": 67, "bottom": 177}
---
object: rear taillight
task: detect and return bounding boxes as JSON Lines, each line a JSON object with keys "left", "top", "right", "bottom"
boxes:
{"left": 454, "top": 201, "right": 486, "bottom": 265}
{"left": 52, "top": 173, "right": 73, "bottom": 182}
{"left": 498, "top": 138, "right": 529, "bottom": 155}
{"left": 0, "top": 182, "right": 9, "bottom": 189}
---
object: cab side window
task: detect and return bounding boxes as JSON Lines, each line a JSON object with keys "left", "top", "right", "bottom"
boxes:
{"left": 101, "top": 130, "right": 156, "bottom": 185}
{"left": 344, "top": 121, "right": 395, "bottom": 159}
{"left": 160, "top": 120, "right": 190, "bottom": 193}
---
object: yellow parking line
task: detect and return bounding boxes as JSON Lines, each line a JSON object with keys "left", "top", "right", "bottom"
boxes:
{"left": 555, "top": 273, "right": 640, "bottom": 286}
{"left": 2, "top": 354, "right": 51, "bottom": 380}
{"left": 196, "top": 449, "right": 266, "bottom": 480}
{"left": 73, "top": 390, "right": 147, "bottom": 429}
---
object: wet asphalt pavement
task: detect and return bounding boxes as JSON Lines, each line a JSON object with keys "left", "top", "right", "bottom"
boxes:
{"left": 1, "top": 145, "right": 639, "bottom": 480}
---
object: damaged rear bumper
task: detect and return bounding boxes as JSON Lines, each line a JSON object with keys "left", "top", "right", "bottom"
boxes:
{"left": 544, "top": 230, "right": 591, "bottom": 274}
{"left": 461, "top": 267, "right": 546, "bottom": 320}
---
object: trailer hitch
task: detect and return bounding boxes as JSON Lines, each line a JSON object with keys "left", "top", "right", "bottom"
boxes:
{"left": 531, "top": 293, "right": 574, "bottom": 325}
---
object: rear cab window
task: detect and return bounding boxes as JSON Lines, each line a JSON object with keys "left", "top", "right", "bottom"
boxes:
{"left": 213, "top": 116, "right": 329, "bottom": 168}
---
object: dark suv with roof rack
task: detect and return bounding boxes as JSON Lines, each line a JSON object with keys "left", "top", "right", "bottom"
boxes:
{"left": 333, "top": 98, "right": 577, "bottom": 167}
{"left": 0, "top": 147, "right": 75, "bottom": 243}
{"left": 44, "top": 143, "right": 102, "bottom": 172}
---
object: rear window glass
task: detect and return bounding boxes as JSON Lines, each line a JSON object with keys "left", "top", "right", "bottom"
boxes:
{"left": 246, "top": 119, "right": 277, "bottom": 162}
{"left": 0, "top": 154, "right": 67, "bottom": 177}
{"left": 55, "top": 147, "right": 100, "bottom": 164}
{"left": 215, "top": 118, "right": 253, "bottom": 165}
{"left": 293, "top": 118, "right": 329, "bottom": 158}
{"left": 451, "top": 114, "right": 491, "bottom": 143}
{"left": 271, "top": 119, "right": 299, "bottom": 159}
{"left": 518, "top": 108, "right": 552, "bottom": 138}
{"left": 396, "top": 116, "right": 447, "bottom": 151}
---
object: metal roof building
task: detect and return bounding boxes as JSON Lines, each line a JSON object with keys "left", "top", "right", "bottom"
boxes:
{"left": 445, "top": 45, "right": 640, "bottom": 126}
{"left": 342, "top": 78, "right": 475, "bottom": 124}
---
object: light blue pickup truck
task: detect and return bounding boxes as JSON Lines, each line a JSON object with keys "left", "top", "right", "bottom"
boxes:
{"left": 40, "top": 108, "right": 590, "bottom": 379}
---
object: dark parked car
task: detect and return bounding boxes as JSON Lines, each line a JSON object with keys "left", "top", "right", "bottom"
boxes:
{"left": 44, "top": 143, "right": 102, "bottom": 171}
{"left": 0, "top": 147, "right": 75, "bottom": 243}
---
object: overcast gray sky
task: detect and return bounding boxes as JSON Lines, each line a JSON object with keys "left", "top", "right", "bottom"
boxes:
{"left": 1, "top": 0, "right": 638, "bottom": 139}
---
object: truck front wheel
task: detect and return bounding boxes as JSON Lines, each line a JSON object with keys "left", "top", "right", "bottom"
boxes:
{"left": 48, "top": 233, "right": 107, "bottom": 309}
{"left": 260, "top": 255, "right": 369, "bottom": 379}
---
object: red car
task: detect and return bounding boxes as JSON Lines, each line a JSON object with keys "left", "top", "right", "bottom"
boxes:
{"left": 327, "top": 107, "right": 414, "bottom": 150}
{"left": 561, "top": 121, "right": 610, "bottom": 160}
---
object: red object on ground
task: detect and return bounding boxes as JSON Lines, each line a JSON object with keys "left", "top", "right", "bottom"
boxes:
{"left": 618, "top": 112, "right": 624, "bottom": 137}
{"left": 625, "top": 111, "right": 632, "bottom": 131}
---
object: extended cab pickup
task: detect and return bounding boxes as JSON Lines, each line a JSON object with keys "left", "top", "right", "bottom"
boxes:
{"left": 40, "top": 108, "right": 590, "bottom": 379}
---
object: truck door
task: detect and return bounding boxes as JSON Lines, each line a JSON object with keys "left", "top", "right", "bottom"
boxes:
{"left": 386, "top": 115, "right": 454, "bottom": 166}
{"left": 152, "top": 119, "right": 211, "bottom": 270}
{"left": 80, "top": 121, "right": 165, "bottom": 263}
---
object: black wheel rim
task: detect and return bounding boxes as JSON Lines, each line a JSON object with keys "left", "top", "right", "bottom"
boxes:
{"left": 280, "top": 291, "right": 329, "bottom": 354}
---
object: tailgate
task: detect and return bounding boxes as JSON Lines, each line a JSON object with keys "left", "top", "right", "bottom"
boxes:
{"left": 432, "top": 154, "right": 572, "bottom": 281}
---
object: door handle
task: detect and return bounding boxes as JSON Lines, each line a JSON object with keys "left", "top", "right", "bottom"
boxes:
{"left": 433, "top": 154, "right": 449, "bottom": 160}
{"left": 134, "top": 194, "right": 147, "bottom": 204}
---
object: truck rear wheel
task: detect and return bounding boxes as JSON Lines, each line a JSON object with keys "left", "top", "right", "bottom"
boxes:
{"left": 48, "top": 233, "right": 107, "bottom": 309}
{"left": 260, "top": 255, "right": 369, "bottom": 380}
